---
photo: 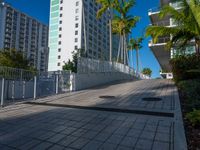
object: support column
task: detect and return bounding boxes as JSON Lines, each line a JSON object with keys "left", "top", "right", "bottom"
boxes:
{"left": 33, "top": 76, "right": 37, "bottom": 100}
{"left": 56, "top": 74, "right": 59, "bottom": 94}
{"left": 70, "top": 72, "right": 75, "bottom": 92}
{"left": 11, "top": 81, "right": 15, "bottom": 100}
{"left": 1, "top": 78, "right": 5, "bottom": 107}
{"left": 22, "top": 81, "right": 25, "bottom": 99}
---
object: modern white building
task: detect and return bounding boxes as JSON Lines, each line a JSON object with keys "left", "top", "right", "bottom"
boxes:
{"left": 148, "top": 0, "right": 195, "bottom": 79}
{"left": 48, "top": 0, "right": 118, "bottom": 71}
{"left": 0, "top": 1, "right": 49, "bottom": 72}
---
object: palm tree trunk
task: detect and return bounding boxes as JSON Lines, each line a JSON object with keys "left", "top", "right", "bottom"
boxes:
{"left": 131, "top": 44, "right": 134, "bottom": 69}
{"left": 124, "top": 34, "right": 128, "bottom": 65}
{"left": 132, "top": 50, "right": 134, "bottom": 69}
{"left": 136, "top": 48, "right": 139, "bottom": 74}
{"left": 117, "top": 36, "right": 121, "bottom": 62}
{"left": 126, "top": 46, "right": 130, "bottom": 66}
{"left": 121, "top": 36, "right": 123, "bottom": 63}
{"left": 123, "top": 35, "right": 125, "bottom": 64}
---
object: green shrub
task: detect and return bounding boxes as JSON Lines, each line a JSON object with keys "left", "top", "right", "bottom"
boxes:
{"left": 170, "top": 54, "right": 200, "bottom": 82}
{"left": 186, "top": 109, "right": 200, "bottom": 126}
{"left": 178, "top": 79, "right": 200, "bottom": 110}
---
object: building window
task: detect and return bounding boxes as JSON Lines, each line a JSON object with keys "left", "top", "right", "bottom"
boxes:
{"left": 75, "top": 9, "right": 79, "bottom": 13}
{"left": 76, "top": 1, "right": 79, "bottom": 6}
{"left": 75, "top": 31, "right": 78, "bottom": 35}
{"left": 59, "top": 27, "right": 62, "bottom": 31}
{"left": 75, "top": 38, "right": 78, "bottom": 42}
{"left": 57, "top": 63, "right": 60, "bottom": 66}
{"left": 59, "top": 41, "right": 61, "bottom": 45}
{"left": 59, "top": 21, "right": 62, "bottom": 24}
{"left": 75, "top": 23, "right": 78, "bottom": 28}
{"left": 59, "top": 34, "right": 62, "bottom": 38}
{"left": 60, "top": 0, "right": 63, "bottom": 4}
{"left": 60, "top": 7, "right": 63, "bottom": 11}
{"left": 75, "top": 46, "right": 78, "bottom": 49}
{"left": 58, "top": 55, "right": 61, "bottom": 59}
{"left": 60, "top": 14, "right": 63, "bottom": 17}
{"left": 75, "top": 16, "right": 79, "bottom": 21}
{"left": 58, "top": 48, "right": 61, "bottom": 52}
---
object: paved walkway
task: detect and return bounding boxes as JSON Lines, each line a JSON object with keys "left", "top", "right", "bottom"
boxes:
{"left": 0, "top": 79, "right": 187, "bottom": 150}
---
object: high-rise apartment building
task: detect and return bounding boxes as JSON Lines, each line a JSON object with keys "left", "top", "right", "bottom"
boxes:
{"left": 0, "top": 2, "right": 49, "bottom": 72}
{"left": 148, "top": 0, "right": 195, "bottom": 78}
{"left": 48, "top": 0, "right": 118, "bottom": 71}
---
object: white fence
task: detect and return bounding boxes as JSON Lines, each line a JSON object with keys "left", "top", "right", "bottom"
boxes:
{"left": 78, "top": 57, "right": 135, "bottom": 75}
{"left": 0, "top": 66, "right": 71, "bottom": 106}
{"left": 68, "top": 58, "right": 150, "bottom": 91}
{"left": 77, "top": 57, "right": 150, "bottom": 79}
{"left": 0, "top": 59, "right": 150, "bottom": 106}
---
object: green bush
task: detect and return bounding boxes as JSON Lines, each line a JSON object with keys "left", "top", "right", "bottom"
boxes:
{"left": 170, "top": 54, "right": 200, "bottom": 82}
{"left": 186, "top": 109, "right": 200, "bottom": 126}
{"left": 178, "top": 79, "right": 200, "bottom": 110}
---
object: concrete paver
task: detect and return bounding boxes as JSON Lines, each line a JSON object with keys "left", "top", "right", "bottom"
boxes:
{"left": 0, "top": 79, "right": 187, "bottom": 150}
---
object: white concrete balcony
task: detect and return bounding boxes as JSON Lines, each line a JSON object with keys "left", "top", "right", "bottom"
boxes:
{"left": 148, "top": 1, "right": 182, "bottom": 23}
{"left": 151, "top": 20, "right": 170, "bottom": 27}
{"left": 148, "top": 37, "right": 170, "bottom": 47}
{"left": 148, "top": 7, "right": 160, "bottom": 16}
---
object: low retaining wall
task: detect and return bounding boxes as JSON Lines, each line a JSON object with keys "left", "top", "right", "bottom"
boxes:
{"left": 70, "top": 72, "right": 137, "bottom": 91}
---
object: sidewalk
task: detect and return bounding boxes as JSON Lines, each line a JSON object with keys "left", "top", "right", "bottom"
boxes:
{"left": 0, "top": 79, "right": 187, "bottom": 150}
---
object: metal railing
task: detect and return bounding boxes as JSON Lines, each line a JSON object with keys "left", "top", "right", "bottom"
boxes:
{"left": 77, "top": 57, "right": 150, "bottom": 79}
{"left": 0, "top": 66, "right": 36, "bottom": 80}
{"left": 152, "top": 20, "right": 170, "bottom": 27}
{"left": 0, "top": 60, "right": 150, "bottom": 107}
{"left": 77, "top": 57, "right": 136, "bottom": 75}
{"left": 149, "top": 1, "right": 182, "bottom": 15}
{"left": 0, "top": 66, "right": 71, "bottom": 107}
{"left": 148, "top": 7, "right": 161, "bottom": 14}
{"left": 170, "top": 1, "right": 182, "bottom": 9}
{"left": 149, "top": 37, "right": 170, "bottom": 45}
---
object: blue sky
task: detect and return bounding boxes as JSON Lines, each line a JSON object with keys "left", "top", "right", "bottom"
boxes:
{"left": 4, "top": 0, "right": 161, "bottom": 78}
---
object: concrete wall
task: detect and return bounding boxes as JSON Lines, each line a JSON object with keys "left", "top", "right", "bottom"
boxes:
{"left": 71, "top": 72, "right": 137, "bottom": 91}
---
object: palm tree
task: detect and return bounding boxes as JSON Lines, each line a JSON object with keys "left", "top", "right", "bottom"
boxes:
{"left": 96, "top": 0, "right": 118, "bottom": 61}
{"left": 189, "top": 0, "right": 200, "bottom": 28}
{"left": 141, "top": 68, "right": 152, "bottom": 77}
{"left": 111, "top": 0, "right": 139, "bottom": 64}
{"left": 146, "top": 0, "right": 200, "bottom": 55}
{"left": 128, "top": 37, "right": 143, "bottom": 74}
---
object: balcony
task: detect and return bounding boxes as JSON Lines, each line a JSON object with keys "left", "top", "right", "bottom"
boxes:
{"left": 149, "top": 36, "right": 170, "bottom": 47}
{"left": 148, "top": 7, "right": 161, "bottom": 16}
{"left": 170, "top": 1, "right": 182, "bottom": 9}
{"left": 151, "top": 20, "right": 170, "bottom": 27}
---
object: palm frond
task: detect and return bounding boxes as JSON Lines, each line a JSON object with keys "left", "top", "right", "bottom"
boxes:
{"left": 189, "top": 0, "right": 200, "bottom": 30}
{"left": 146, "top": 26, "right": 180, "bottom": 43}
{"left": 97, "top": 6, "right": 108, "bottom": 18}
{"left": 128, "top": 37, "right": 143, "bottom": 50}
{"left": 121, "top": 0, "right": 135, "bottom": 16}
{"left": 159, "top": 5, "right": 186, "bottom": 22}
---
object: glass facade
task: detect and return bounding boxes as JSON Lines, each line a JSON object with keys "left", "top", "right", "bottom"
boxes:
{"left": 171, "top": 0, "right": 182, "bottom": 9}
{"left": 48, "top": 0, "right": 60, "bottom": 70}
{"left": 172, "top": 45, "right": 196, "bottom": 58}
